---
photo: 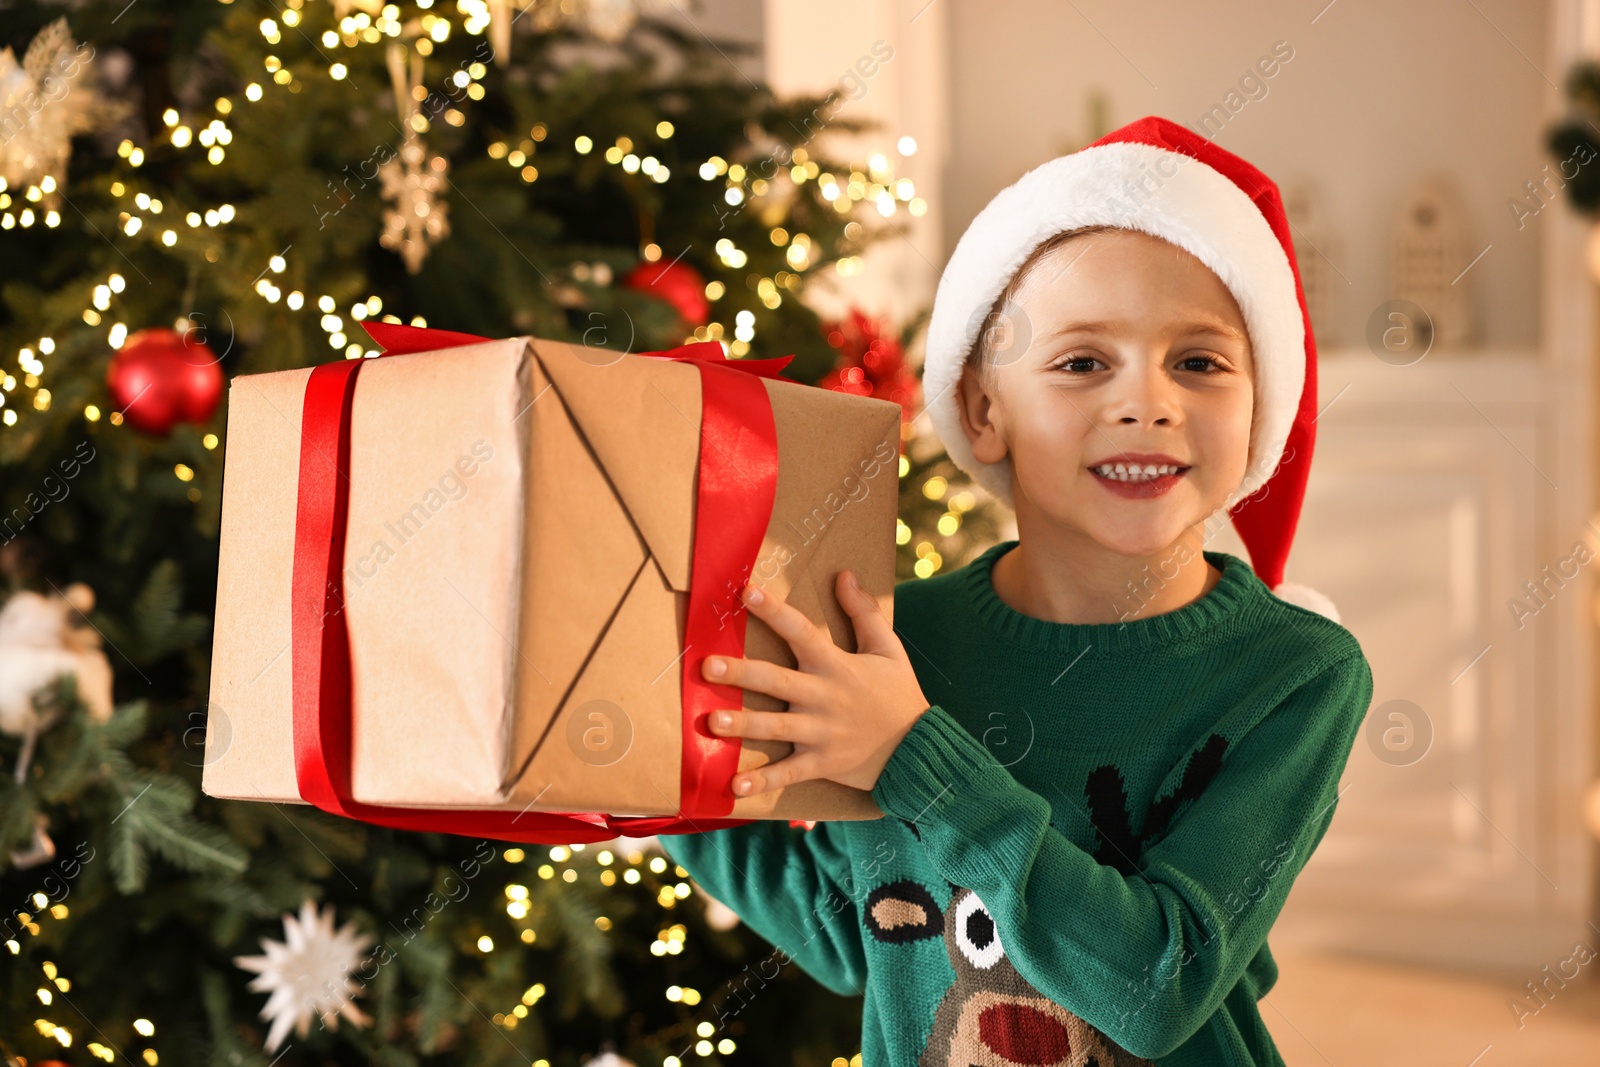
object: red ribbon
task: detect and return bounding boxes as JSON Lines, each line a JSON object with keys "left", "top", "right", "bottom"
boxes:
{"left": 290, "top": 321, "right": 794, "bottom": 844}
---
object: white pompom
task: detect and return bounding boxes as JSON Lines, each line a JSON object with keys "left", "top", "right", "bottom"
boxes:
{"left": 1272, "top": 581, "right": 1341, "bottom": 624}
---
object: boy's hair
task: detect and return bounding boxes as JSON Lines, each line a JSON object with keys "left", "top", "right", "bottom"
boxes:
{"left": 962, "top": 223, "right": 1122, "bottom": 395}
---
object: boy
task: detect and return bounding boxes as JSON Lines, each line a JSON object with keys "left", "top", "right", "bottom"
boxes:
{"left": 657, "top": 116, "right": 1373, "bottom": 1067}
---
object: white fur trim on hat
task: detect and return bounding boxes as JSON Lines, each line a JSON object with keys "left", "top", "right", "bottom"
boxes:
{"left": 1270, "top": 581, "right": 1340, "bottom": 624}
{"left": 922, "top": 141, "right": 1306, "bottom": 514}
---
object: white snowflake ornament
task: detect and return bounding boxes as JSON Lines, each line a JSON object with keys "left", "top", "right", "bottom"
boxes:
{"left": 377, "top": 135, "right": 450, "bottom": 274}
{"left": 234, "top": 899, "right": 375, "bottom": 1053}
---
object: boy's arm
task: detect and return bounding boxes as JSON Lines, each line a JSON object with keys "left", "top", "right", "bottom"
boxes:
{"left": 656, "top": 818, "right": 869, "bottom": 997}
{"left": 871, "top": 650, "right": 1373, "bottom": 1062}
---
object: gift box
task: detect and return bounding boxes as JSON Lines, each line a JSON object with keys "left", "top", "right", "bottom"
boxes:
{"left": 202, "top": 322, "right": 903, "bottom": 842}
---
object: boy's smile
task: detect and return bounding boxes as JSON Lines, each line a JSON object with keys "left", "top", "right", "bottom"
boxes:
{"left": 1086, "top": 450, "right": 1192, "bottom": 499}
{"left": 955, "top": 226, "right": 1256, "bottom": 620}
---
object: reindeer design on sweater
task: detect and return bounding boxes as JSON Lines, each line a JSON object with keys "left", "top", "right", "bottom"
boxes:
{"left": 863, "top": 734, "right": 1230, "bottom": 1066}
{"left": 864, "top": 878, "right": 1154, "bottom": 1067}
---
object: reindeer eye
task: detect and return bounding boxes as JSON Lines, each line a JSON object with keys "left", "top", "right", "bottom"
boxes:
{"left": 954, "top": 890, "right": 1004, "bottom": 969}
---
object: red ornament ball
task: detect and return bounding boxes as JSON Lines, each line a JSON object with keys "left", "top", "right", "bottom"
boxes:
{"left": 622, "top": 259, "right": 710, "bottom": 328}
{"left": 106, "top": 326, "right": 223, "bottom": 436}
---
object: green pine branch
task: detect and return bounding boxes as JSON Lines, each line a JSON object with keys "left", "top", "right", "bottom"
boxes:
{"left": 1, "top": 676, "right": 246, "bottom": 890}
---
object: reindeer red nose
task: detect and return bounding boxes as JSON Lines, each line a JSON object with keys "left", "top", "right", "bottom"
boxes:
{"left": 977, "top": 1002, "right": 1072, "bottom": 1064}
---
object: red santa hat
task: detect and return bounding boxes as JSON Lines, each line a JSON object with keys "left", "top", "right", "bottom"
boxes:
{"left": 921, "top": 115, "right": 1339, "bottom": 622}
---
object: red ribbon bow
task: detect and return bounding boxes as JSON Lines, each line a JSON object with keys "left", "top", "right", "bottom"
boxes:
{"left": 290, "top": 321, "right": 795, "bottom": 844}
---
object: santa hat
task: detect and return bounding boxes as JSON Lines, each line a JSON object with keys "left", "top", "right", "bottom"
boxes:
{"left": 921, "top": 115, "right": 1339, "bottom": 623}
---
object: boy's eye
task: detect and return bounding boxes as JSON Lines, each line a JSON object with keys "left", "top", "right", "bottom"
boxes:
{"left": 1048, "top": 352, "right": 1231, "bottom": 374}
{"left": 1047, "top": 353, "right": 1103, "bottom": 373}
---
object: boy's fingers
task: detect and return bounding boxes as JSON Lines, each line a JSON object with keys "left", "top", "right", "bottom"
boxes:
{"left": 837, "top": 569, "right": 898, "bottom": 656}
{"left": 701, "top": 655, "right": 819, "bottom": 706}
{"left": 741, "top": 581, "right": 832, "bottom": 663}
{"left": 732, "top": 751, "right": 823, "bottom": 797}
{"left": 708, "top": 707, "right": 819, "bottom": 746}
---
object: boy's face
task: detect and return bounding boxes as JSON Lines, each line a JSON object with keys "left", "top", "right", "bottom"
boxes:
{"left": 956, "top": 228, "right": 1255, "bottom": 560}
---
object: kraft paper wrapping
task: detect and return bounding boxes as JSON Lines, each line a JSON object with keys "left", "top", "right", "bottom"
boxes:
{"left": 204, "top": 336, "right": 902, "bottom": 823}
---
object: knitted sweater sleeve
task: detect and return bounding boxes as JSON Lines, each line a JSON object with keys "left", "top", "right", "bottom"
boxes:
{"left": 870, "top": 650, "right": 1374, "bottom": 1061}
{"left": 655, "top": 819, "right": 869, "bottom": 998}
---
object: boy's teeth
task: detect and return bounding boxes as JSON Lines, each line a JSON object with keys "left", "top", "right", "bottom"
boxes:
{"left": 1091, "top": 463, "right": 1184, "bottom": 481}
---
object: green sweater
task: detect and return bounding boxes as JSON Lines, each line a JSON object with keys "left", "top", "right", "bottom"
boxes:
{"left": 659, "top": 540, "right": 1373, "bottom": 1066}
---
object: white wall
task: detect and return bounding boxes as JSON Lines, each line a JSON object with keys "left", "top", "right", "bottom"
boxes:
{"left": 657, "top": 0, "right": 765, "bottom": 76}
{"left": 940, "top": 0, "right": 1550, "bottom": 347}
{"left": 762, "top": 0, "right": 949, "bottom": 327}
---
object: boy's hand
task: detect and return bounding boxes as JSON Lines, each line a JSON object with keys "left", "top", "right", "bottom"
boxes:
{"left": 700, "top": 569, "right": 931, "bottom": 797}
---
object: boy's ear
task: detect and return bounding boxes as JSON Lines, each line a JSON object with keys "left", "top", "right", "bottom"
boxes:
{"left": 955, "top": 362, "right": 1008, "bottom": 465}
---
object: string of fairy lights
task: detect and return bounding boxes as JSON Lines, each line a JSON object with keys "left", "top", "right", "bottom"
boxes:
{"left": 11, "top": 5, "right": 918, "bottom": 1056}
{"left": 18, "top": 841, "right": 859, "bottom": 1064}
{"left": 12, "top": 888, "right": 156, "bottom": 1062}
{"left": 3, "top": 0, "right": 926, "bottom": 437}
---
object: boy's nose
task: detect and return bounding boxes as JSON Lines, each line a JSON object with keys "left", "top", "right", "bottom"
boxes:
{"left": 977, "top": 1001, "right": 1072, "bottom": 1064}
{"left": 1108, "top": 364, "right": 1181, "bottom": 422}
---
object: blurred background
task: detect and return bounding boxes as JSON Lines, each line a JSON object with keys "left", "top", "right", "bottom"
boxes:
{"left": 0, "top": 0, "right": 1597, "bottom": 1064}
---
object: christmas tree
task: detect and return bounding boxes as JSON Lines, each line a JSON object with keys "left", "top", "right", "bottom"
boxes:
{"left": 0, "top": 2, "right": 1002, "bottom": 1063}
